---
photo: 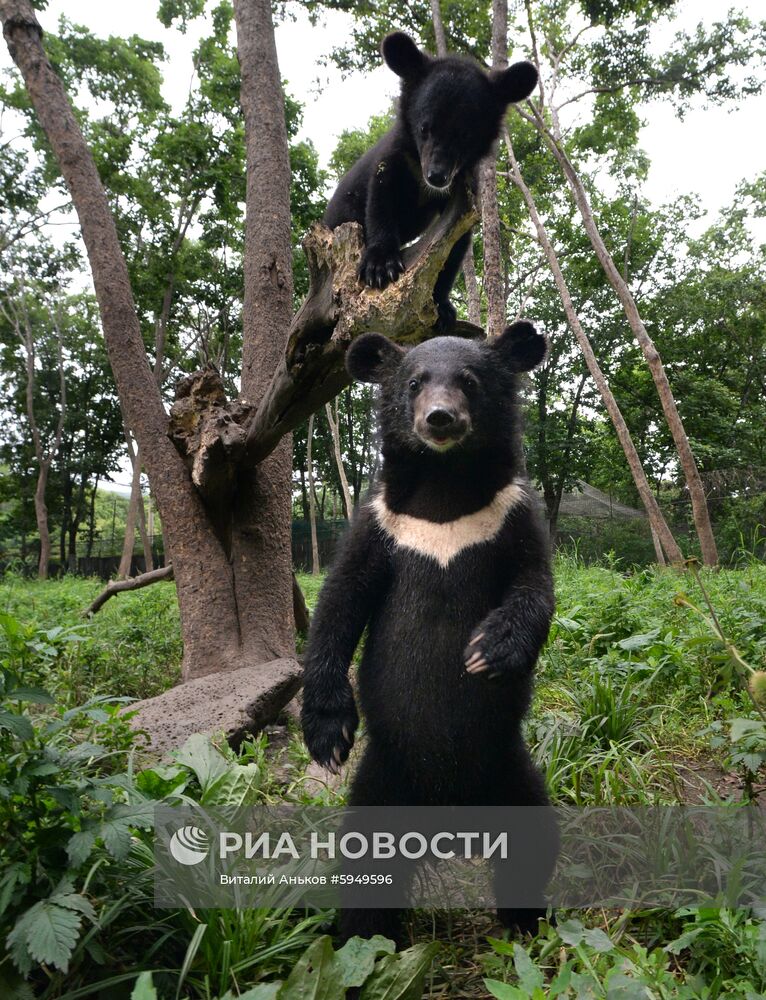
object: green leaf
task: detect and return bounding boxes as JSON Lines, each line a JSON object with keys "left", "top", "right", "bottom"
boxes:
{"left": 335, "top": 935, "right": 396, "bottom": 988}
{"left": 484, "top": 981, "right": 529, "bottom": 1000}
{"left": 100, "top": 801, "right": 154, "bottom": 859}
{"left": 605, "top": 972, "right": 651, "bottom": 999}
{"left": 67, "top": 830, "right": 97, "bottom": 867}
{"left": 278, "top": 935, "right": 345, "bottom": 1000}
{"left": 513, "top": 943, "right": 544, "bottom": 992}
{"left": 7, "top": 898, "right": 85, "bottom": 973}
{"left": 617, "top": 629, "right": 661, "bottom": 650}
{"left": 231, "top": 986, "right": 282, "bottom": 1000}
{"left": 174, "top": 733, "right": 229, "bottom": 792}
{"left": 582, "top": 927, "right": 615, "bottom": 953}
{"left": 131, "top": 971, "right": 158, "bottom": 1000}
{"left": 201, "top": 762, "right": 263, "bottom": 808}
{"left": 359, "top": 941, "right": 439, "bottom": 1000}
{"left": 6, "top": 686, "right": 54, "bottom": 704}
{"left": 0, "top": 709, "right": 33, "bottom": 740}
{"left": 557, "top": 918, "right": 586, "bottom": 947}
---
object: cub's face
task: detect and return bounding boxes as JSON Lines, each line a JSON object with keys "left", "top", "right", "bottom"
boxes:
{"left": 345, "top": 323, "right": 548, "bottom": 455}
{"left": 380, "top": 32, "right": 538, "bottom": 192}
{"left": 407, "top": 65, "right": 500, "bottom": 192}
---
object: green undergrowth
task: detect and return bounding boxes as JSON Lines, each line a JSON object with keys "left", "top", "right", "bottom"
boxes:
{"left": 1, "top": 559, "right": 765, "bottom": 997}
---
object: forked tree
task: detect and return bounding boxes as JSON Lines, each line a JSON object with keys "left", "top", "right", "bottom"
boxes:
{"left": 0, "top": 0, "right": 479, "bottom": 696}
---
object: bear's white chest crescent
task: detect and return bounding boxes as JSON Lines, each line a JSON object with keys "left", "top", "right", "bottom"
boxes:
{"left": 370, "top": 481, "right": 526, "bottom": 568}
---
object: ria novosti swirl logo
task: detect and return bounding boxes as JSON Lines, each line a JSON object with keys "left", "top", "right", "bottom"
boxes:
{"left": 169, "top": 826, "right": 210, "bottom": 865}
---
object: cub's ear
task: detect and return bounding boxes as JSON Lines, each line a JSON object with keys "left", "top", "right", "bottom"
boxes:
{"left": 346, "top": 333, "right": 405, "bottom": 384}
{"left": 491, "top": 320, "right": 547, "bottom": 373}
{"left": 381, "top": 32, "right": 431, "bottom": 79}
{"left": 490, "top": 60, "right": 538, "bottom": 105}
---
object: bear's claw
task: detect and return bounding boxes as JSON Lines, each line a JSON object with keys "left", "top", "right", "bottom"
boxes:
{"left": 359, "top": 245, "right": 404, "bottom": 289}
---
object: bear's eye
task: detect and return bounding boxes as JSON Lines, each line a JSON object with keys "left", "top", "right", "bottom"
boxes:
{"left": 460, "top": 372, "right": 478, "bottom": 393}
{"left": 408, "top": 378, "right": 420, "bottom": 392}
{"left": 419, "top": 122, "right": 430, "bottom": 137}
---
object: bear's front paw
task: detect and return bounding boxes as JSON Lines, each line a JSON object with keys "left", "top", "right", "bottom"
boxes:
{"left": 301, "top": 690, "right": 359, "bottom": 774}
{"left": 358, "top": 244, "right": 405, "bottom": 289}
{"left": 463, "top": 621, "right": 525, "bottom": 681}
{"left": 434, "top": 299, "right": 457, "bottom": 332}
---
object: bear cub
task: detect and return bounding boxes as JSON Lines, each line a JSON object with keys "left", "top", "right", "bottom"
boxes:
{"left": 323, "top": 33, "right": 538, "bottom": 330}
{"left": 301, "top": 321, "right": 556, "bottom": 943}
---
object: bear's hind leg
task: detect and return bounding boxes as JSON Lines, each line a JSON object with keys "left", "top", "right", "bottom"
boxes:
{"left": 339, "top": 740, "right": 416, "bottom": 947}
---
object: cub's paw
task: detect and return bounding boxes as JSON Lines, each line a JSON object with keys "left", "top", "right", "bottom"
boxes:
{"left": 301, "top": 690, "right": 359, "bottom": 774}
{"left": 358, "top": 244, "right": 405, "bottom": 289}
{"left": 434, "top": 299, "right": 457, "bottom": 332}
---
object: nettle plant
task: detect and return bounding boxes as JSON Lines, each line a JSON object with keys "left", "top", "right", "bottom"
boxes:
{"left": 0, "top": 609, "right": 150, "bottom": 976}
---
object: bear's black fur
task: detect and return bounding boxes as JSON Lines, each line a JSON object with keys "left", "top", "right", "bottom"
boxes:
{"left": 301, "top": 321, "right": 556, "bottom": 944}
{"left": 323, "top": 33, "right": 538, "bottom": 330}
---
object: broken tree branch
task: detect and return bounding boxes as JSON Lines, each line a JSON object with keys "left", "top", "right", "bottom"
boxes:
{"left": 85, "top": 564, "right": 175, "bottom": 616}
{"left": 168, "top": 182, "right": 481, "bottom": 494}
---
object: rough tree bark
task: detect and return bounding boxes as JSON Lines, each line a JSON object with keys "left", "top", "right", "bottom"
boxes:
{"left": 479, "top": 0, "right": 509, "bottom": 340}
{"left": 1, "top": 0, "right": 479, "bottom": 711}
{"left": 504, "top": 124, "right": 684, "bottom": 564}
{"left": 429, "top": 0, "right": 482, "bottom": 324}
{"left": 230, "top": 0, "right": 295, "bottom": 664}
{"left": 520, "top": 2, "right": 717, "bottom": 565}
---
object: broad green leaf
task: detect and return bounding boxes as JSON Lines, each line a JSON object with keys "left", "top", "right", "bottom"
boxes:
{"left": 6, "top": 686, "right": 54, "bottom": 704}
{"left": 484, "top": 981, "right": 529, "bottom": 1000}
{"left": 174, "top": 733, "right": 229, "bottom": 791}
{"left": 230, "top": 986, "right": 282, "bottom": 1000}
{"left": 278, "top": 935, "right": 345, "bottom": 1000}
{"left": 0, "top": 709, "right": 33, "bottom": 740}
{"left": 359, "top": 941, "right": 439, "bottom": 1000}
{"left": 582, "top": 927, "right": 615, "bottom": 952}
{"left": 202, "top": 762, "right": 263, "bottom": 808}
{"left": 7, "top": 899, "right": 83, "bottom": 973}
{"left": 66, "top": 830, "right": 97, "bottom": 866}
{"left": 513, "top": 943, "right": 545, "bottom": 992}
{"left": 605, "top": 971, "right": 652, "bottom": 999}
{"left": 335, "top": 935, "right": 396, "bottom": 988}
{"left": 100, "top": 801, "right": 155, "bottom": 859}
{"left": 557, "top": 917, "right": 586, "bottom": 946}
{"left": 617, "top": 629, "right": 660, "bottom": 651}
{"left": 131, "top": 971, "right": 158, "bottom": 1000}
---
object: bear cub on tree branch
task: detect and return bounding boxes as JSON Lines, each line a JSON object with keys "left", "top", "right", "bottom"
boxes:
{"left": 323, "top": 32, "right": 538, "bottom": 331}
{"left": 301, "top": 321, "right": 557, "bottom": 943}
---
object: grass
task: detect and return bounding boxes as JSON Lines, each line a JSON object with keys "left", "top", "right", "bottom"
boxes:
{"left": 1, "top": 558, "right": 766, "bottom": 996}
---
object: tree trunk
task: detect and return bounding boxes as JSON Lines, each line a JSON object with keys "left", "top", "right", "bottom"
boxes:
{"left": 429, "top": 0, "right": 482, "bottom": 326}
{"left": 307, "top": 414, "right": 320, "bottom": 575}
{"left": 86, "top": 475, "right": 98, "bottom": 558}
{"left": 34, "top": 461, "right": 51, "bottom": 580}
{"left": 230, "top": 0, "right": 296, "bottom": 664}
{"left": 526, "top": 100, "right": 717, "bottom": 565}
{"left": 503, "top": 125, "right": 684, "bottom": 565}
{"left": 549, "top": 372, "right": 588, "bottom": 539}
{"left": 1, "top": 0, "right": 244, "bottom": 677}
{"left": 479, "top": 0, "right": 509, "bottom": 340}
{"left": 2, "top": 0, "right": 479, "bottom": 710}
{"left": 325, "top": 400, "right": 353, "bottom": 518}
{"left": 118, "top": 443, "right": 142, "bottom": 579}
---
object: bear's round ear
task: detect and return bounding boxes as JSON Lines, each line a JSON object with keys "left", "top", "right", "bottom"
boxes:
{"left": 381, "top": 32, "right": 430, "bottom": 79}
{"left": 491, "top": 320, "right": 547, "bottom": 373}
{"left": 346, "top": 333, "right": 405, "bottom": 384}
{"left": 490, "top": 60, "right": 538, "bottom": 106}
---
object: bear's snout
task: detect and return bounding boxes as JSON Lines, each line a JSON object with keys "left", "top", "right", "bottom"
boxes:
{"left": 414, "top": 387, "right": 471, "bottom": 450}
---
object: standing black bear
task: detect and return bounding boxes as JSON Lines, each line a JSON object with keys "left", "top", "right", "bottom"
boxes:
{"left": 323, "top": 32, "right": 538, "bottom": 330}
{"left": 301, "top": 321, "right": 556, "bottom": 943}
